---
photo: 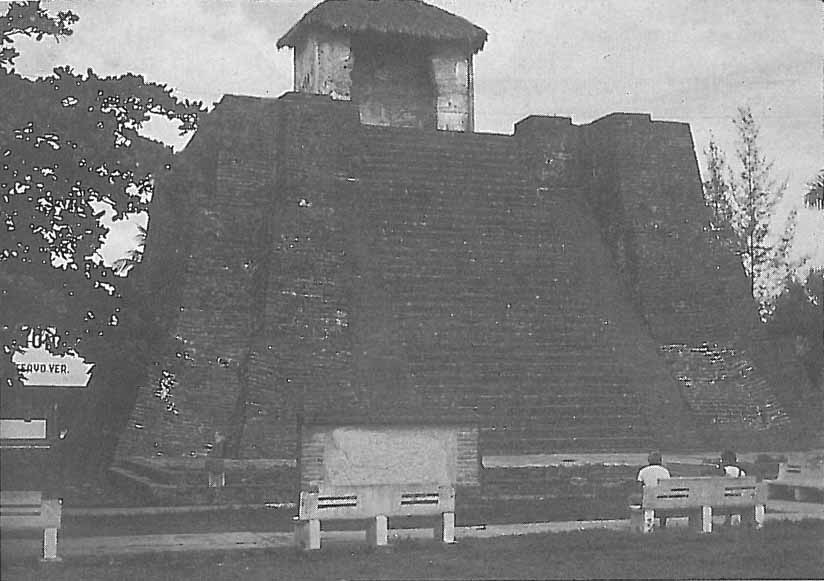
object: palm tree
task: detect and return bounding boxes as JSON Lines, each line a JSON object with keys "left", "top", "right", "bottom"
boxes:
{"left": 804, "top": 170, "right": 823, "bottom": 210}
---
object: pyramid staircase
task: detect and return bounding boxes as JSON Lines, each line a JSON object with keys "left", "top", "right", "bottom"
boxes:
{"left": 354, "top": 126, "right": 666, "bottom": 454}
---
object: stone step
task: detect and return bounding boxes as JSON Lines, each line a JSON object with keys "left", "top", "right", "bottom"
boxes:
{"left": 482, "top": 436, "right": 653, "bottom": 455}
{"left": 481, "top": 427, "right": 648, "bottom": 441}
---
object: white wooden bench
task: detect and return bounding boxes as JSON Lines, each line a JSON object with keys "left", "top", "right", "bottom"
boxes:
{"left": 0, "top": 490, "right": 62, "bottom": 560}
{"left": 766, "top": 454, "right": 824, "bottom": 502}
{"left": 630, "top": 477, "right": 766, "bottom": 534}
{"left": 294, "top": 484, "right": 456, "bottom": 550}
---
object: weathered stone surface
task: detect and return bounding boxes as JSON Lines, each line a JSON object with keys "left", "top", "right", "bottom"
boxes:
{"left": 115, "top": 93, "right": 806, "bottom": 464}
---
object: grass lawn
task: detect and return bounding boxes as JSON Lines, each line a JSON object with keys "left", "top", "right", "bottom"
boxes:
{"left": 2, "top": 520, "right": 822, "bottom": 580}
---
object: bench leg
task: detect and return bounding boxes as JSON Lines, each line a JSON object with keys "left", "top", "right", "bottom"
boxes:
{"left": 42, "top": 527, "right": 60, "bottom": 561}
{"left": 631, "top": 509, "right": 655, "bottom": 534}
{"left": 688, "top": 507, "right": 712, "bottom": 533}
{"left": 294, "top": 519, "right": 320, "bottom": 550}
{"left": 367, "top": 515, "right": 388, "bottom": 547}
{"left": 435, "top": 512, "right": 456, "bottom": 544}
{"left": 701, "top": 506, "right": 712, "bottom": 533}
{"left": 754, "top": 504, "right": 765, "bottom": 529}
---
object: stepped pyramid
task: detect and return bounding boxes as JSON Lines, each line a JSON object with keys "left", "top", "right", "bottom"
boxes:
{"left": 115, "top": 95, "right": 806, "bottom": 464}
{"left": 115, "top": 1, "right": 809, "bottom": 469}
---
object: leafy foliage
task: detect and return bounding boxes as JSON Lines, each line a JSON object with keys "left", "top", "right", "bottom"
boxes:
{"left": 1, "top": 1, "right": 204, "bottom": 388}
{"left": 702, "top": 106, "right": 791, "bottom": 313}
{"left": 1, "top": 1, "right": 78, "bottom": 68}
{"left": 767, "top": 268, "right": 824, "bottom": 393}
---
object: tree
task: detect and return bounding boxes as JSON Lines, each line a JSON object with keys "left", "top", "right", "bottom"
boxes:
{"left": 704, "top": 133, "right": 730, "bottom": 226}
{"left": 1, "top": 1, "right": 78, "bottom": 69}
{"left": 764, "top": 208, "right": 799, "bottom": 304}
{"left": 1, "top": 1, "right": 203, "bottom": 391}
{"left": 702, "top": 106, "right": 788, "bottom": 310}
{"left": 767, "top": 267, "right": 824, "bottom": 395}
{"left": 703, "top": 132, "right": 736, "bottom": 250}
{"left": 804, "top": 170, "right": 824, "bottom": 210}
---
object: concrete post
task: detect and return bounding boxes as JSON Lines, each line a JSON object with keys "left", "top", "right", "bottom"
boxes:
{"left": 366, "top": 514, "right": 388, "bottom": 547}
{"left": 436, "top": 511, "right": 456, "bottom": 543}
{"left": 701, "top": 506, "right": 713, "bottom": 533}
{"left": 42, "top": 528, "right": 59, "bottom": 561}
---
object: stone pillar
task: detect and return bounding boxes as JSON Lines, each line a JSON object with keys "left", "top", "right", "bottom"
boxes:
{"left": 431, "top": 47, "right": 472, "bottom": 132}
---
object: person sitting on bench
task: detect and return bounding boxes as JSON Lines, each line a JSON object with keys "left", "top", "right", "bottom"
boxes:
{"left": 638, "top": 451, "right": 672, "bottom": 487}
{"left": 632, "top": 451, "right": 672, "bottom": 527}
{"left": 720, "top": 450, "right": 746, "bottom": 477}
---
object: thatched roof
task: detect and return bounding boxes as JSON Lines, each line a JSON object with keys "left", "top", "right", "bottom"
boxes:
{"left": 277, "top": 0, "right": 487, "bottom": 54}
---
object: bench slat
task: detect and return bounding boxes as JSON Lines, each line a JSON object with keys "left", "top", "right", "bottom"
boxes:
{"left": 1, "top": 491, "right": 42, "bottom": 505}
{"left": 643, "top": 477, "right": 766, "bottom": 511}
{"left": 300, "top": 484, "right": 454, "bottom": 520}
{"left": 1, "top": 507, "right": 42, "bottom": 515}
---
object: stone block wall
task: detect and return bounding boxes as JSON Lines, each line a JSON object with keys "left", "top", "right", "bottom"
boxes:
{"left": 240, "top": 94, "right": 359, "bottom": 459}
{"left": 116, "top": 93, "right": 803, "bottom": 464}
{"left": 585, "top": 114, "right": 757, "bottom": 344}
{"left": 117, "top": 97, "right": 280, "bottom": 458}
{"left": 584, "top": 113, "right": 805, "bottom": 438}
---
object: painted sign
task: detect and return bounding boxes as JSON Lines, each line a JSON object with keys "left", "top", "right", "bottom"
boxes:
{"left": 320, "top": 427, "right": 457, "bottom": 486}
{"left": 11, "top": 345, "right": 94, "bottom": 387}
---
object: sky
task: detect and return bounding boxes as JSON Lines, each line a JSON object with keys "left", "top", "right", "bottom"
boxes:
{"left": 6, "top": 0, "right": 823, "bottom": 271}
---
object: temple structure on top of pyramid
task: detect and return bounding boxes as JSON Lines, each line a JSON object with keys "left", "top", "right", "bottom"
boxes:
{"left": 113, "top": 0, "right": 814, "bottom": 489}
{"left": 277, "top": 0, "right": 486, "bottom": 131}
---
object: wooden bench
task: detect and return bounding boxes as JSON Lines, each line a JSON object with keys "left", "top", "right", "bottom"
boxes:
{"left": 0, "top": 491, "right": 62, "bottom": 560}
{"left": 294, "top": 484, "right": 455, "bottom": 550}
{"left": 630, "top": 477, "right": 766, "bottom": 534}
{"left": 767, "top": 454, "right": 824, "bottom": 502}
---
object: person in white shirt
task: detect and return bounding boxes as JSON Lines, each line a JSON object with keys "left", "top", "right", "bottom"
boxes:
{"left": 720, "top": 449, "right": 746, "bottom": 477}
{"left": 633, "top": 451, "right": 672, "bottom": 528}
{"left": 637, "top": 451, "right": 672, "bottom": 488}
